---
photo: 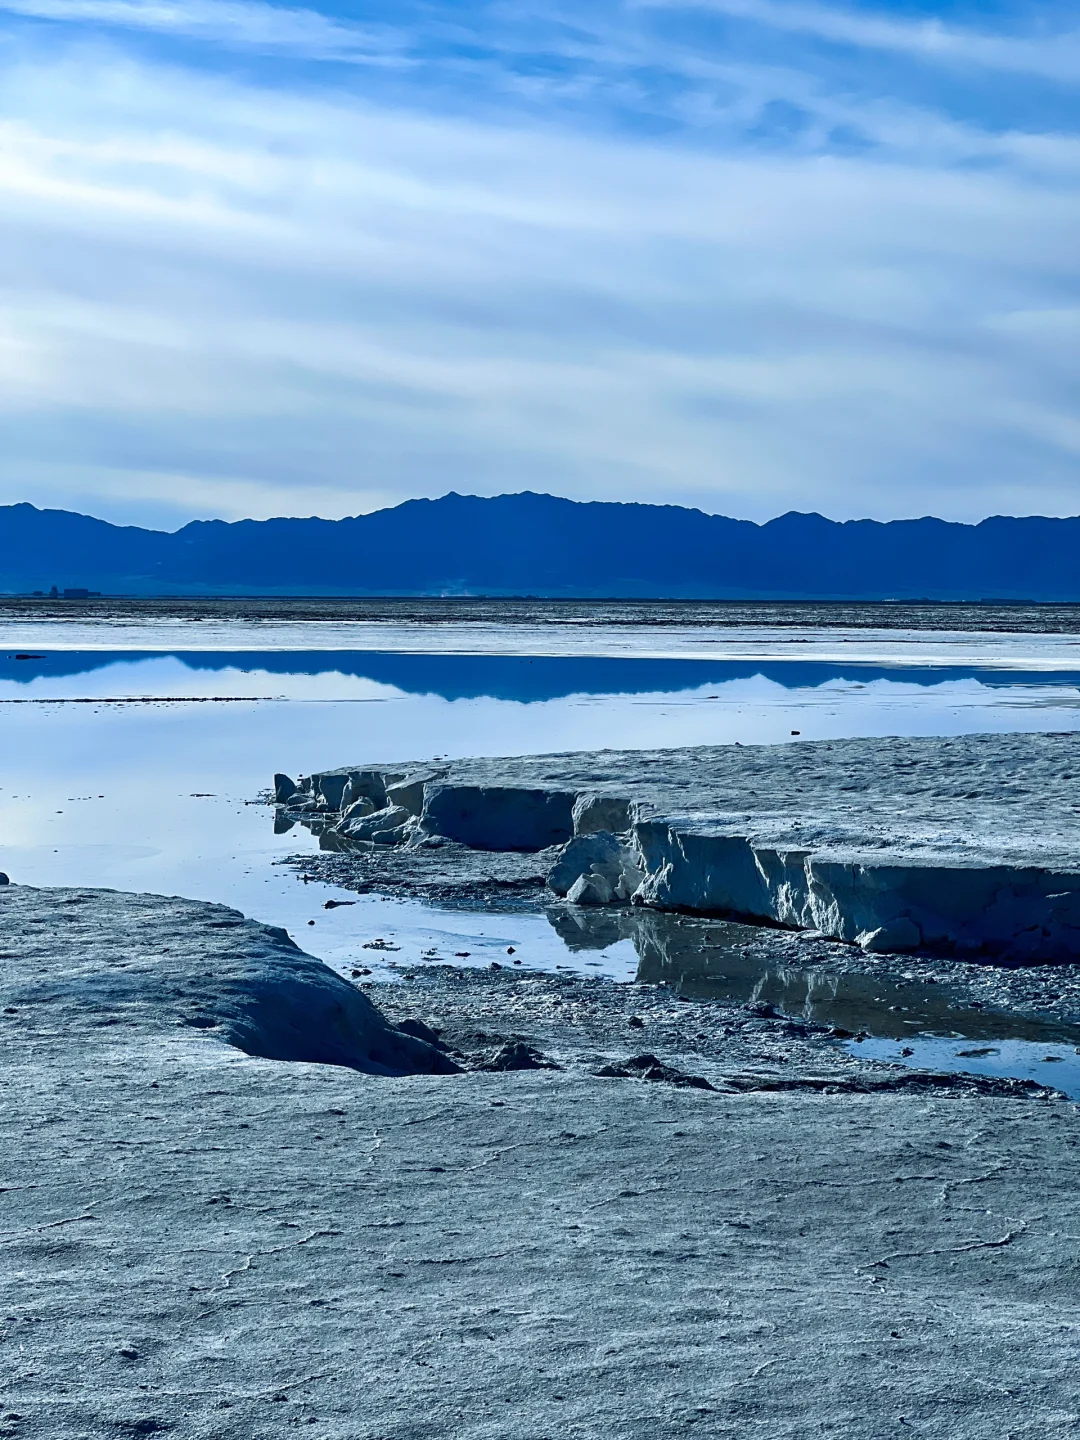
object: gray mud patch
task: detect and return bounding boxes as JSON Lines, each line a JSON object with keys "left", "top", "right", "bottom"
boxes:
{"left": 371, "top": 959, "right": 1061, "bottom": 1100}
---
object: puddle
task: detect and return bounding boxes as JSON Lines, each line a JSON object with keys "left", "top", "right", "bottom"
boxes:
{"left": 283, "top": 890, "right": 641, "bottom": 986}
{"left": 848, "top": 1035, "right": 1080, "bottom": 1097}
{"left": 547, "top": 905, "right": 1080, "bottom": 1097}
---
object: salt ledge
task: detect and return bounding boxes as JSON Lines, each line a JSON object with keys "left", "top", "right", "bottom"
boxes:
{"left": 277, "top": 732, "right": 1080, "bottom": 962}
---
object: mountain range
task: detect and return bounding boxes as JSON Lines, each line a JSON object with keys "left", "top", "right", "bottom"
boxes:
{"left": 3, "top": 493, "right": 1079, "bottom": 600}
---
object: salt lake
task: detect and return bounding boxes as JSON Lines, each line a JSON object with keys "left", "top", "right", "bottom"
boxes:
{"left": 4, "top": 608, "right": 1080, "bottom": 1093}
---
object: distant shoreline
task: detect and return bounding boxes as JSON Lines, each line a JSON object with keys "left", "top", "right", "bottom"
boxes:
{"left": 2, "top": 594, "right": 1080, "bottom": 633}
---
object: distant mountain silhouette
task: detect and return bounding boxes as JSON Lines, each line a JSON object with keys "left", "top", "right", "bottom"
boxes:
{"left": 2, "top": 492, "right": 1079, "bottom": 599}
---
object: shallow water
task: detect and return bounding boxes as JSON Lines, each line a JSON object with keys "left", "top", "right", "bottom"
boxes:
{"left": 849, "top": 1035, "right": 1080, "bottom": 1095}
{"left": 552, "top": 906, "right": 1080, "bottom": 1097}
{"left": 4, "top": 628, "right": 1080, "bottom": 1095}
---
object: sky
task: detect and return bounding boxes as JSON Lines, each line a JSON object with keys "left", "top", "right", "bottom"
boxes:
{"left": 0, "top": 1, "right": 1078, "bottom": 529}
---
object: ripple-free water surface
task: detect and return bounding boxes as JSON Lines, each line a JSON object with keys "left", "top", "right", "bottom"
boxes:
{"left": 4, "top": 626, "right": 1080, "bottom": 1094}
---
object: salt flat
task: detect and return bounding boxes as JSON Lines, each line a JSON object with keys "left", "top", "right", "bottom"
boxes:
{"left": 3, "top": 882, "right": 1078, "bottom": 1440}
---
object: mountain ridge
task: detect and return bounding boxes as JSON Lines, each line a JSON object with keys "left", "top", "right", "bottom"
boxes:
{"left": 2, "top": 492, "right": 1079, "bottom": 600}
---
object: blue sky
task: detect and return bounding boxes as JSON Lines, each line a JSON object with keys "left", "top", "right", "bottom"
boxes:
{"left": 0, "top": 0, "right": 1078, "bottom": 526}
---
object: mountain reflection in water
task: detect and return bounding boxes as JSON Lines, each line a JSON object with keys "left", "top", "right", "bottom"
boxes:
{"left": 3, "top": 650, "right": 1080, "bottom": 704}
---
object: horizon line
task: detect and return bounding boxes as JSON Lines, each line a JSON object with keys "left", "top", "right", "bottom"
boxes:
{"left": 7, "top": 493, "right": 1080, "bottom": 533}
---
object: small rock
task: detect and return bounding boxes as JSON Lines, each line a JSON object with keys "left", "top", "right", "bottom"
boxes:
{"left": 857, "top": 918, "right": 921, "bottom": 954}
{"left": 567, "top": 872, "right": 614, "bottom": 906}
{"left": 396, "top": 1018, "right": 450, "bottom": 1051}
{"left": 594, "top": 1054, "right": 715, "bottom": 1091}
{"left": 475, "top": 1042, "right": 561, "bottom": 1072}
{"left": 273, "top": 773, "right": 299, "bottom": 804}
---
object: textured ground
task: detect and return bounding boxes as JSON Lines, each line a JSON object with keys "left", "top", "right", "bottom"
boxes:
{"left": 285, "top": 839, "right": 557, "bottom": 906}
{"left": 4, "top": 595, "right": 1080, "bottom": 630}
{"left": 0, "top": 885, "right": 455, "bottom": 1077}
{"left": 3, "top": 885, "right": 1080, "bottom": 1438}
{"left": 303, "top": 733, "right": 1080, "bottom": 870}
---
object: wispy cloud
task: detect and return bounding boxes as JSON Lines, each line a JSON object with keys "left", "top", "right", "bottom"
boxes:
{"left": 638, "top": 0, "right": 1080, "bottom": 82}
{"left": 0, "top": 3, "right": 1077, "bottom": 523}
{"left": 0, "top": 0, "right": 404, "bottom": 62}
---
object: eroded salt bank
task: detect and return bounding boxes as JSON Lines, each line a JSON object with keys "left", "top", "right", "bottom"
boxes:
{"left": 280, "top": 732, "right": 1080, "bottom": 962}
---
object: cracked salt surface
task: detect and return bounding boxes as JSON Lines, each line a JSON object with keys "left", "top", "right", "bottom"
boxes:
{"left": 4, "top": 635, "right": 1080, "bottom": 1094}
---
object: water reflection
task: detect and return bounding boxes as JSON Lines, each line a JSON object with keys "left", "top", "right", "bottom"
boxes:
{"left": 4, "top": 648, "right": 1080, "bottom": 703}
{"left": 851, "top": 1035, "right": 1080, "bottom": 1097}
{"left": 552, "top": 905, "right": 1080, "bottom": 1095}
{"left": 554, "top": 906, "right": 1079, "bottom": 1040}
